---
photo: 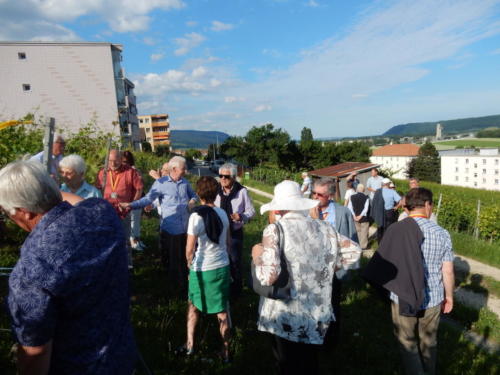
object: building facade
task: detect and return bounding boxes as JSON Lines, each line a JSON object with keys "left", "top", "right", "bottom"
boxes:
{"left": 0, "top": 42, "right": 139, "bottom": 148}
{"left": 370, "top": 143, "right": 420, "bottom": 179}
{"left": 138, "top": 114, "right": 170, "bottom": 151}
{"left": 441, "top": 148, "right": 500, "bottom": 190}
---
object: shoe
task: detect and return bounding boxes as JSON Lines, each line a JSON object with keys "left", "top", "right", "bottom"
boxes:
{"left": 175, "top": 345, "right": 194, "bottom": 356}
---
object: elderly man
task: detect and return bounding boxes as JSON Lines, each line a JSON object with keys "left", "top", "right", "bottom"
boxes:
{"left": 96, "top": 149, "right": 143, "bottom": 267}
{"left": 366, "top": 167, "right": 384, "bottom": 200}
{"left": 59, "top": 154, "right": 101, "bottom": 199}
{"left": 347, "top": 183, "right": 370, "bottom": 250}
{"left": 123, "top": 156, "right": 197, "bottom": 296}
{"left": 364, "top": 188, "right": 454, "bottom": 375}
{"left": 0, "top": 161, "right": 136, "bottom": 374}
{"left": 214, "top": 163, "right": 255, "bottom": 298}
{"left": 30, "top": 134, "right": 65, "bottom": 179}
{"left": 372, "top": 177, "right": 401, "bottom": 243}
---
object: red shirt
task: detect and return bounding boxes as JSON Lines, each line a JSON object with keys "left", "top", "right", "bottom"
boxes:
{"left": 96, "top": 165, "right": 143, "bottom": 218}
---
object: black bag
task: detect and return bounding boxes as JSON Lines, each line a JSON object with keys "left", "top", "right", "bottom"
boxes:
{"left": 250, "top": 222, "right": 292, "bottom": 300}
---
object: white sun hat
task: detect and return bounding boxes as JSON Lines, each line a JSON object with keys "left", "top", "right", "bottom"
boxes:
{"left": 260, "top": 180, "right": 319, "bottom": 215}
{"left": 382, "top": 177, "right": 391, "bottom": 185}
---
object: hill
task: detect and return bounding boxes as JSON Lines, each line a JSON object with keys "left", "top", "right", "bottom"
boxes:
{"left": 170, "top": 130, "right": 229, "bottom": 149}
{"left": 383, "top": 114, "right": 500, "bottom": 137}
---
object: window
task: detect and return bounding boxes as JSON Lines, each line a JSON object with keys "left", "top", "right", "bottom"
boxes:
{"left": 139, "top": 119, "right": 143, "bottom": 123}
{"left": 496, "top": 170, "right": 499, "bottom": 175}
{"left": 455, "top": 167, "right": 459, "bottom": 172}
{"left": 455, "top": 176, "right": 459, "bottom": 181}
{"left": 483, "top": 159, "right": 487, "bottom": 164}
{"left": 483, "top": 169, "right": 487, "bottom": 174}
{"left": 483, "top": 178, "right": 486, "bottom": 183}
{"left": 474, "top": 182, "right": 477, "bottom": 187}
{"left": 495, "top": 179, "right": 499, "bottom": 185}
{"left": 145, "top": 128, "right": 150, "bottom": 133}
{"left": 474, "top": 173, "right": 477, "bottom": 178}
{"left": 495, "top": 159, "right": 499, "bottom": 166}
{"left": 474, "top": 163, "right": 477, "bottom": 168}
{"left": 466, "top": 177, "right": 469, "bottom": 182}
{"left": 22, "top": 84, "right": 31, "bottom": 91}
{"left": 466, "top": 158, "right": 469, "bottom": 164}
{"left": 18, "top": 52, "right": 26, "bottom": 59}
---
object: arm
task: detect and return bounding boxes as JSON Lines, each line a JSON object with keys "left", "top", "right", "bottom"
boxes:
{"left": 185, "top": 234, "right": 197, "bottom": 268}
{"left": 335, "top": 232, "right": 362, "bottom": 271}
{"left": 441, "top": 261, "right": 454, "bottom": 313}
{"left": 17, "top": 341, "right": 52, "bottom": 375}
{"left": 132, "top": 169, "right": 144, "bottom": 201}
{"left": 239, "top": 189, "right": 256, "bottom": 223}
{"left": 252, "top": 224, "right": 280, "bottom": 286}
{"left": 128, "top": 181, "right": 161, "bottom": 209}
{"left": 187, "top": 182, "right": 197, "bottom": 210}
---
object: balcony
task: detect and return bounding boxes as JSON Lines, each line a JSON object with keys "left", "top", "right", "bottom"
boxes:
{"left": 153, "top": 131, "right": 170, "bottom": 139}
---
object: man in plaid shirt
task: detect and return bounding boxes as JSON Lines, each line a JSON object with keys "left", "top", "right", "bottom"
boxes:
{"left": 390, "top": 188, "right": 455, "bottom": 375}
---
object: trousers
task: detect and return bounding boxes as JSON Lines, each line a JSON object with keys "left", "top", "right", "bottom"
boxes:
{"left": 160, "top": 230, "right": 188, "bottom": 296}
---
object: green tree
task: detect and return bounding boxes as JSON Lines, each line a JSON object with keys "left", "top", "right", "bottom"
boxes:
{"left": 0, "top": 115, "right": 43, "bottom": 168}
{"left": 184, "top": 148, "right": 202, "bottom": 161}
{"left": 406, "top": 141, "right": 440, "bottom": 182}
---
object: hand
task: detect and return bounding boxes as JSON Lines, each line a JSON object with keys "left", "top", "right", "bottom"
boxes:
{"left": 149, "top": 170, "right": 160, "bottom": 180}
{"left": 252, "top": 243, "right": 264, "bottom": 262}
{"left": 441, "top": 296, "right": 453, "bottom": 313}
{"left": 144, "top": 205, "right": 153, "bottom": 213}
{"left": 341, "top": 239, "right": 351, "bottom": 248}
{"left": 188, "top": 200, "right": 196, "bottom": 210}
{"left": 309, "top": 206, "right": 320, "bottom": 219}
{"left": 230, "top": 213, "right": 241, "bottom": 222}
{"left": 119, "top": 202, "right": 130, "bottom": 209}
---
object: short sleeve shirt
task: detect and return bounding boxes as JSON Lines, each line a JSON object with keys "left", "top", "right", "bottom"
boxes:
{"left": 60, "top": 181, "right": 102, "bottom": 199}
{"left": 188, "top": 207, "right": 230, "bottom": 272}
{"left": 8, "top": 199, "right": 136, "bottom": 374}
{"left": 381, "top": 188, "right": 401, "bottom": 210}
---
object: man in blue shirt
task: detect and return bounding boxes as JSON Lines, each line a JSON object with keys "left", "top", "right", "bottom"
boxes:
{"left": 378, "top": 177, "right": 402, "bottom": 241}
{"left": 124, "top": 156, "right": 197, "bottom": 296}
{"left": 0, "top": 160, "right": 136, "bottom": 374}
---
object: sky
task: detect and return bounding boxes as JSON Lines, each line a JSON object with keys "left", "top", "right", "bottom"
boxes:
{"left": 2, "top": 0, "right": 500, "bottom": 139}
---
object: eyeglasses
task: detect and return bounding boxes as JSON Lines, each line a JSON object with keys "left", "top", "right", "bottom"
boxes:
{"left": 219, "top": 174, "right": 232, "bottom": 179}
{"left": 312, "top": 191, "right": 329, "bottom": 199}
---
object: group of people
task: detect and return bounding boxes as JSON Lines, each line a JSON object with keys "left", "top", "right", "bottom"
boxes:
{"left": 0, "top": 147, "right": 455, "bottom": 375}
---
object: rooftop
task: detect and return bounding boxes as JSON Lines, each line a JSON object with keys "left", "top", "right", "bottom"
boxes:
{"left": 372, "top": 143, "right": 420, "bottom": 157}
{"left": 309, "top": 162, "right": 380, "bottom": 178}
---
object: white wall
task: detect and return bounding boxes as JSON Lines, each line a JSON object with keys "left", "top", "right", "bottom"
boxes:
{"left": 369, "top": 155, "right": 415, "bottom": 179}
{"left": 441, "top": 155, "right": 500, "bottom": 191}
{"left": 0, "top": 43, "right": 119, "bottom": 135}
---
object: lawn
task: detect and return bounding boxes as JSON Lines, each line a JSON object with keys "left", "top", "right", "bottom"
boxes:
{"left": 1, "top": 204, "right": 499, "bottom": 374}
{"left": 433, "top": 138, "right": 500, "bottom": 149}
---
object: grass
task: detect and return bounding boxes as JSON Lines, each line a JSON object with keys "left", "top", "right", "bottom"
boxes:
{"left": 451, "top": 231, "right": 500, "bottom": 268}
{"left": 1, "top": 200, "right": 499, "bottom": 374}
{"left": 241, "top": 178, "right": 275, "bottom": 195}
{"left": 433, "top": 138, "right": 500, "bottom": 149}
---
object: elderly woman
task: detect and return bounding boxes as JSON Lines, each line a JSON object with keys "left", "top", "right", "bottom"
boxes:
{"left": 215, "top": 162, "right": 255, "bottom": 298}
{"left": 59, "top": 154, "right": 101, "bottom": 199}
{"left": 252, "top": 180, "right": 361, "bottom": 374}
{"left": 0, "top": 160, "right": 135, "bottom": 374}
{"left": 183, "top": 176, "right": 231, "bottom": 360}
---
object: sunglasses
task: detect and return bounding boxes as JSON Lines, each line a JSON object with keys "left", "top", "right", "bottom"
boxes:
{"left": 312, "top": 191, "right": 329, "bottom": 199}
{"left": 219, "top": 174, "right": 232, "bottom": 179}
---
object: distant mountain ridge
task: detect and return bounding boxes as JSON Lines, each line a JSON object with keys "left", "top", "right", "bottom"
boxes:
{"left": 383, "top": 114, "right": 500, "bottom": 137}
{"left": 170, "top": 130, "right": 229, "bottom": 149}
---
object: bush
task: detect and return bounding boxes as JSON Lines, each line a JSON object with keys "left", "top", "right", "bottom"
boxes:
{"left": 249, "top": 166, "right": 301, "bottom": 186}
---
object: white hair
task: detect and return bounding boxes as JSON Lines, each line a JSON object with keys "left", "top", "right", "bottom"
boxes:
{"left": 314, "top": 177, "right": 336, "bottom": 195}
{"left": 219, "top": 163, "right": 237, "bottom": 177}
{"left": 0, "top": 160, "right": 62, "bottom": 215}
{"left": 59, "top": 154, "right": 86, "bottom": 175}
{"left": 356, "top": 183, "right": 365, "bottom": 193}
{"left": 168, "top": 156, "right": 186, "bottom": 169}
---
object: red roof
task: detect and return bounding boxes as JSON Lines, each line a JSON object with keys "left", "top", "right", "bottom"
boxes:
{"left": 309, "top": 162, "right": 380, "bottom": 178}
{"left": 372, "top": 143, "right": 420, "bottom": 157}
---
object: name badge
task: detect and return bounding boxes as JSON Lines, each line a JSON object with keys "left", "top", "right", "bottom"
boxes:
{"left": 110, "top": 192, "right": 118, "bottom": 199}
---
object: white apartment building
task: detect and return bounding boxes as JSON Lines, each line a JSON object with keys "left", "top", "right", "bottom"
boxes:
{"left": 370, "top": 144, "right": 420, "bottom": 179}
{"left": 0, "top": 42, "right": 139, "bottom": 148}
{"left": 441, "top": 148, "right": 500, "bottom": 190}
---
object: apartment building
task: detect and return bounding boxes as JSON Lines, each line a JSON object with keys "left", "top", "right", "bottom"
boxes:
{"left": 441, "top": 148, "right": 500, "bottom": 190}
{"left": 138, "top": 114, "right": 170, "bottom": 151}
{"left": 370, "top": 143, "right": 420, "bottom": 179}
{"left": 0, "top": 42, "right": 139, "bottom": 148}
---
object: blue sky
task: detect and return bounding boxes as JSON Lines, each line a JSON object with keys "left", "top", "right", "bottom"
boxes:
{"left": 2, "top": 0, "right": 500, "bottom": 138}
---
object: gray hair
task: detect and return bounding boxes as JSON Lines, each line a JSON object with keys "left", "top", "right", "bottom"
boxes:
{"left": 314, "top": 177, "right": 336, "bottom": 195}
{"left": 59, "top": 154, "right": 86, "bottom": 175}
{"left": 0, "top": 160, "right": 62, "bottom": 215}
{"left": 219, "top": 163, "right": 237, "bottom": 177}
{"left": 168, "top": 156, "right": 186, "bottom": 169}
{"left": 356, "top": 183, "right": 365, "bottom": 193}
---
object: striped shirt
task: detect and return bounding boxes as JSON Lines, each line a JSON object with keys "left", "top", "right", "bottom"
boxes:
{"left": 391, "top": 217, "right": 454, "bottom": 309}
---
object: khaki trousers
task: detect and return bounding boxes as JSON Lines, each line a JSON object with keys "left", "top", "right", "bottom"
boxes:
{"left": 391, "top": 303, "right": 441, "bottom": 375}
{"left": 354, "top": 221, "right": 369, "bottom": 249}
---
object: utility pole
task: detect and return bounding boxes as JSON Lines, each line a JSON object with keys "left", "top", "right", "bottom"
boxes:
{"left": 43, "top": 117, "right": 55, "bottom": 175}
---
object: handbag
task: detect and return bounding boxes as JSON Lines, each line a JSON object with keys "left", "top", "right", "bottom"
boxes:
{"left": 250, "top": 221, "right": 292, "bottom": 300}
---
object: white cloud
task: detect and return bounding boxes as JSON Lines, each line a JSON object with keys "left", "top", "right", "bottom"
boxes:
{"left": 224, "top": 96, "right": 246, "bottom": 103}
{"left": 174, "top": 32, "right": 206, "bottom": 56}
{"left": 151, "top": 53, "right": 165, "bottom": 62}
{"left": 186, "top": 20, "right": 198, "bottom": 27}
{"left": 211, "top": 20, "right": 234, "bottom": 32}
{"left": 305, "top": 0, "right": 319, "bottom": 8}
{"left": 490, "top": 48, "right": 500, "bottom": 55}
{"left": 191, "top": 66, "right": 207, "bottom": 78}
{"left": 0, "top": 0, "right": 185, "bottom": 40}
{"left": 254, "top": 105, "right": 272, "bottom": 112}
{"left": 210, "top": 78, "right": 222, "bottom": 87}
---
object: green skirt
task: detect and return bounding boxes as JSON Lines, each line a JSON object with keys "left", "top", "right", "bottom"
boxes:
{"left": 188, "top": 266, "right": 230, "bottom": 314}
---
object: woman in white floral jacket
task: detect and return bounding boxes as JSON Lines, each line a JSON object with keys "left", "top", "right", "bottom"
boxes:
{"left": 252, "top": 180, "right": 361, "bottom": 374}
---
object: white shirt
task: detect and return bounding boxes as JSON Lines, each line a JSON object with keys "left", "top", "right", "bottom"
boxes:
{"left": 344, "top": 188, "right": 355, "bottom": 204}
{"left": 366, "top": 175, "right": 384, "bottom": 199}
{"left": 187, "top": 207, "right": 230, "bottom": 272}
